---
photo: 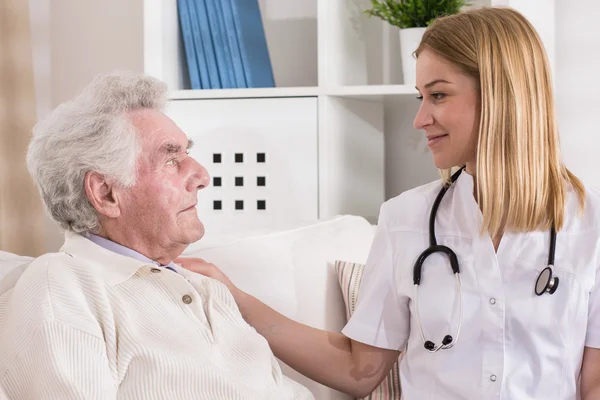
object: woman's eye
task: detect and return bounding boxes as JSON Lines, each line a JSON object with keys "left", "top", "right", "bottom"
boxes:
{"left": 416, "top": 93, "right": 444, "bottom": 101}
{"left": 167, "top": 159, "right": 177, "bottom": 166}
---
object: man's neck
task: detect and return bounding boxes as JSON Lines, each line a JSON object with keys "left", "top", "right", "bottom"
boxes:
{"left": 92, "top": 229, "right": 181, "bottom": 266}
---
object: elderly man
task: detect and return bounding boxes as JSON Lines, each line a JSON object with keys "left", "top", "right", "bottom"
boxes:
{"left": 0, "top": 72, "right": 314, "bottom": 399}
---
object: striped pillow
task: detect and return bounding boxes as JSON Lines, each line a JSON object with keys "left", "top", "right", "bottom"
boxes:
{"left": 334, "top": 260, "right": 402, "bottom": 400}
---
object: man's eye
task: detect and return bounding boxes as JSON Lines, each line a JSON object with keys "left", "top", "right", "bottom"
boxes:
{"left": 167, "top": 159, "right": 177, "bottom": 166}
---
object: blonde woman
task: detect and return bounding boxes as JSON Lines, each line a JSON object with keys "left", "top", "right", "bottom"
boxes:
{"left": 179, "top": 7, "right": 600, "bottom": 399}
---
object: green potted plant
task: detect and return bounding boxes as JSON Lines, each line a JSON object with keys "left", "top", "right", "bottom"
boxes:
{"left": 364, "top": 0, "right": 470, "bottom": 84}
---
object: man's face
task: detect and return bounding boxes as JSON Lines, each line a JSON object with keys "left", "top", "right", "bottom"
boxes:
{"left": 118, "top": 109, "right": 209, "bottom": 257}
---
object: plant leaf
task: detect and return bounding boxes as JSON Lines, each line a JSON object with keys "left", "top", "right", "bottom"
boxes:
{"left": 363, "top": 0, "right": 471, "bottom": 29}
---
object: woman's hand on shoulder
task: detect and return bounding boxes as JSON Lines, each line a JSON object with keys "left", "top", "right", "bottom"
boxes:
{"left": 175, "top": 257, "right": 243, "bottom": 301}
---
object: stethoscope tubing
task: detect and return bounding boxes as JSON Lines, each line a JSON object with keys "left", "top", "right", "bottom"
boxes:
{"left": 414, "top": 272, "right": 463, "bottom": 353}
{"left": 412, "top": 166, "right": 557, "bottom": 353}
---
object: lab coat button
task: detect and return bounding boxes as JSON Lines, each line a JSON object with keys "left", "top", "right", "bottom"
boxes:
{"left": 489, "top": 297, "right": 496, "bottom": 305}
{"left": 150, "top": 268, "right": 161, "bottom": 273}
{"left": 182, "top": 294, "right": 193, "bottom": 304}
{"left": 490, "top": 374, "right": 497, "bottom": 382}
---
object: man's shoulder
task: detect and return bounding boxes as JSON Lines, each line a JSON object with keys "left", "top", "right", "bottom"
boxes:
{"left": 20, "top": 251, "right": 101, "bottom": 290}
{"left": 0, "top": 252, "right": 113, "bottom": 384}
{"left": 4, "top": 251, "right": 111, "bottom": 336}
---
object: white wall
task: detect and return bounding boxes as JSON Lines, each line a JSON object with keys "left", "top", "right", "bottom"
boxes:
{"left": 28, "top": 0, "right": 51, "bottom": 119}
{"left": 259, "top": 0, "right": 317, "bottom": 87}
{"left": 31, "top": 0, "right": 145, "bottom": 109}
{"left": 555, "top": 0, "right": 600, "bottom": 188}
{"left": 29, "top": 0, "right": 145, "bottom": 251}
{"left": 50, "top": 0, "right": 144, "bottom": 107}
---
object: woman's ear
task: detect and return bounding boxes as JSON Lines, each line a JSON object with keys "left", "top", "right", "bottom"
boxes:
{"left": 84, "top": 171, "right": 121, "bottom": 219}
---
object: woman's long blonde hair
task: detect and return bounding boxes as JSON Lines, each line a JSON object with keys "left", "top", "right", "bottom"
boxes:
{"left": 415, "top": 7, "right": 584, "bottom": 237}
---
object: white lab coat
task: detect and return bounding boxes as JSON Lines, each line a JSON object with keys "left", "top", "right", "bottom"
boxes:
{"left": 343, "top": 171, "right": 600, "bottom": 400}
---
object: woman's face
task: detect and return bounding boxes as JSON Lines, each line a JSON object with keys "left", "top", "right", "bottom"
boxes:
{"left": 413, "top": 49, "right": 480, "bottom": 173}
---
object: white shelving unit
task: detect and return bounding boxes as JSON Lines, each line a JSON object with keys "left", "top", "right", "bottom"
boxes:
{"left": 143, "top": 0, "right": 418, "bottom": 236}
{"left": 144, "top": 0, "right": 415, "bottom": 93}
{"left": 143, "top": 0, "right": 555, "bottom": 235}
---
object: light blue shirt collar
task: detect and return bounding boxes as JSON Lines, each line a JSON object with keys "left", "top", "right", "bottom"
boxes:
{"left": 86, "top": 233, "right": 178, "bottom": 273}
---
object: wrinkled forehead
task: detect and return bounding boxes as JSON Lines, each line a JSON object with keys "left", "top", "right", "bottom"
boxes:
{"left": 127, "top": 109, "right": 192, "bottom": 162}
{"left": 128, "top": 109, "right": 187, "bottom": 148}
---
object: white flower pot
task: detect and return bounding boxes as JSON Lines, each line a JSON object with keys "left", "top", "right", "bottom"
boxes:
{"left": 399, "top": 27, "right": 427, "bottom": 85}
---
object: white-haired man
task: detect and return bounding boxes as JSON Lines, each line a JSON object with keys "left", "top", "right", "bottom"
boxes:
{"left": 0, "top": 72, "right": 314, "bottom": 399}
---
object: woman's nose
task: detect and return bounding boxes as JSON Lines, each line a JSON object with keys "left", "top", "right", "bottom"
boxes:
{"left": 413, "top": 103, "right": 434, "bottom": 130}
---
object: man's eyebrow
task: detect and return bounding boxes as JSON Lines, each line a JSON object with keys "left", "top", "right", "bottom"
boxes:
{"left": 415, "top": 79, "right": 452, "bottom": 91}
{"left": 159, "top": 139, "right": 194, "bottom": 155}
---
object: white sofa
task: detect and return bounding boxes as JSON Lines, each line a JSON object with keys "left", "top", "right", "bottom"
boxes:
{"left": 0, "top": 215, "right": 376, "bottom": 400}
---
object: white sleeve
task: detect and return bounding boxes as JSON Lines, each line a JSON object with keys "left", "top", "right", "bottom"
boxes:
{"left": 0, "top": 383, "right": 8, "bottom": 400}
{"left": 2, "top": 322, "right": 117, "bottom": 399}
{"left": 586, "top": 265, "right": 600, "bottom": 348}
{"left": 341, "top": 204, "right": 410, "bottom": 350}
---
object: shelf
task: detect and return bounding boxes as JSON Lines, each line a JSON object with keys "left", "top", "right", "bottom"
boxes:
{"left": 144, "top": 0, "right": 318, "bottom": 92}
{"left": 326, "top": 85, "right": 418, "bottom": 100}
{"left": 169, "top": 85, "right": 418, "bottom": 100}
{"left": 169, "top": 86, "right": 322, "bottom": 100}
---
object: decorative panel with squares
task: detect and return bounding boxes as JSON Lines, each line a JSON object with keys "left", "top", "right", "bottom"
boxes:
{"left": 165, "top": 97, "right": 318, "bottom": 236}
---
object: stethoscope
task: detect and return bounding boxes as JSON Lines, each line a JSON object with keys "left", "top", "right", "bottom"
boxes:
{"left": 412, "top": 167, "right": 559, "bottom": 353}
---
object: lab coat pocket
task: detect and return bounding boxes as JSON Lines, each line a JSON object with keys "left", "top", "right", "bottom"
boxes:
{"left": 508, "top": 258, "right": 591, "bottom": 346}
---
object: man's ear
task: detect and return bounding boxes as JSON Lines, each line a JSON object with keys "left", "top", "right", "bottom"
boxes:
{"left": 84, "top": 171, "right": 121, "bottom": 219}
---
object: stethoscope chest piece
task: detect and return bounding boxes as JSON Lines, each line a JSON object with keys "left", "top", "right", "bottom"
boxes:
{"left": 535, "top": 266, "right": 559, "bottom": 296}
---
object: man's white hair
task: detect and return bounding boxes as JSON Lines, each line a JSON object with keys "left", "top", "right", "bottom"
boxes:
{"left": 27, "top": 71, "right": 168, "bottom": 234}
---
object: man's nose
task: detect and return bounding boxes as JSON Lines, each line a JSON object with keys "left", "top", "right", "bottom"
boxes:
{"left": 188, "top": 159, "right": 210, "bottom": 191}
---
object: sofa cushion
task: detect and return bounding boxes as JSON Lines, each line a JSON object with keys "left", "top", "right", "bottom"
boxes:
{"left": 182, "top": 215, "right": 376, "bottom": 400}
{"left": 335, "top": 260, "right": 403, "bottom": 399}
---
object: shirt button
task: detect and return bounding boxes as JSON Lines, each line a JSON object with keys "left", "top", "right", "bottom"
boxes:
{"left": 150, "top": 268, "right": 161, "bottom": 273}
{"left": 489, "top": 297, "right": 496, "bottom": 305}
{"left": 490, "top": 374, "right": 497, "bottom": 382}
{"left": 182, "top": 294, "right": 193, "bottom": 304}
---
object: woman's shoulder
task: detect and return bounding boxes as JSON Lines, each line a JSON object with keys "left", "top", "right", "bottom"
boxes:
{"left": 583, "top": 185, "right": 600, "bottom": 209}
{"left": 379, "top": 178, "right": 444, "bottom": 231}
{"left": 564, "top": 183, "right": 600, "bottom": 232}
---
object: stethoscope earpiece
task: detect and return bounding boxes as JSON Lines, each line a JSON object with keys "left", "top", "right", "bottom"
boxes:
{"left": 535, "top": 266, "right": 559, "bottom": 296}
{"left": 442, "top": 335, "right": 453, "bottom": 345}
{"left": 423, "top": 335, "right": 454, "bottom": 353}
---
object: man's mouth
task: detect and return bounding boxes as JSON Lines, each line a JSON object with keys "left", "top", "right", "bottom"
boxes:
{"left": 182, "top": 204, "right": 197, "bottom": 212}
